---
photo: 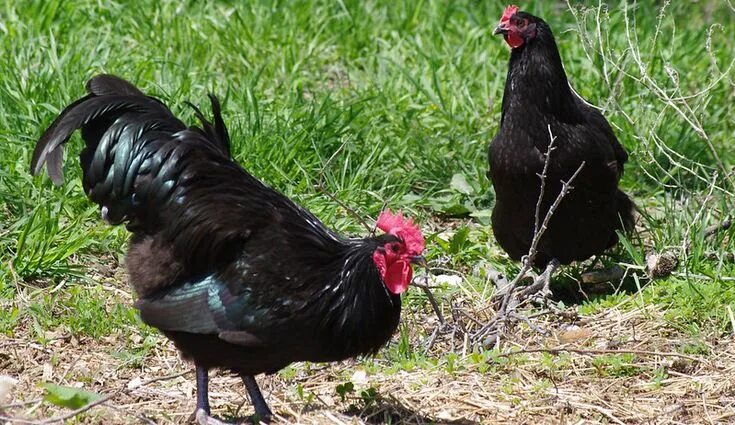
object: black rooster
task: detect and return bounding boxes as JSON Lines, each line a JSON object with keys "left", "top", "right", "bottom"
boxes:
{"left": 30, "top": 75, "right": 426, "bottom": 423}
{"left": 488, "top": 5, "right": 635, "bottom": 269}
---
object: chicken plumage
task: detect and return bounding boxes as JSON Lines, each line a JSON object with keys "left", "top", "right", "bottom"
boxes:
{"left": 30, "top": 75, "right": 425, "bottom": 422}
{"left": 488, "top": 6, "right": 635, "bottom": 268}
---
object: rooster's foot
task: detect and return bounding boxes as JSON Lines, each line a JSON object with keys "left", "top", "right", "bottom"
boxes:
{"left": 242, "top": 375, "right": 272, "bottom": 423}
{"left": 195, "top": 409, "right": 230, "bottom": 425}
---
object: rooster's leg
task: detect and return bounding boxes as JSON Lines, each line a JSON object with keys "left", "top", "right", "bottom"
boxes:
{"left": 196, "top": 366, "right": 211, "bottom": 414}
{"left": 242, "top": 374, "right": 273, "bottom": 422}
{"left": 194, "top": 365, "right": 231, "bottom": 425}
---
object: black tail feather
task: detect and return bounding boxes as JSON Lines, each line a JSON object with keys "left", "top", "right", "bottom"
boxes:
{"left": 86, "top": 74, "right": 145, "bottom": 97}
{"left": 31, "top": 96, "right": 153, "bottom": 185}
{"left": 31, "top": 74, "right": 236, "bottom": 237}
{"left": 208, "top": 95, "right": 230, "bottom": 155}
{"left": 30, "top": 75, "right": 165, "bottom": 185}
{"left": 30, "top": 94, "right": 93, "bottom": 183}
{"left": 186, "top": 94, "right": 230, "bottom": 157}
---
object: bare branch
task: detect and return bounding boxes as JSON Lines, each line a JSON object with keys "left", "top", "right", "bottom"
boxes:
{"left": 533, "top": 125, "right": 557, "bottom": 237}
{"left": 493, "top": 143, "right": 558, "bottom": 313}
{"left": 508, "top": 312, "right": 549, "bottom": 336}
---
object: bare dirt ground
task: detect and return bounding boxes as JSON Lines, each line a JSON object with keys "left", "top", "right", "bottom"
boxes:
{"left": 2, "top": 261, "right": 735, "bottom": 425}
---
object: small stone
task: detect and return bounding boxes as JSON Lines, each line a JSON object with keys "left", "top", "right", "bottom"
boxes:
{"left": 42, "top": 363, "right": 53, "bottom": 381}
{"left": 350, "top": 369, "right": 368, "bottom": 385}
{"left": 0, "top": 375, "right": 18, "bottom": 405}
{"left": 557, "top": 326, "right": 592, "bottom": 343}
{"left": 429, "top": 274, "right": 463, "bottom": 287}
{"left": 127, "top": 376, "right": 142, "bottom": 390}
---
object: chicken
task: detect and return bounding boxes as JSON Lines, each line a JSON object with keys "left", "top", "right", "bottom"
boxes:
{"left": 488, "top": 5, "right": 635, "bottom": 269}
{"left": 30, "top": 75, "right": 426, "bottom": 423}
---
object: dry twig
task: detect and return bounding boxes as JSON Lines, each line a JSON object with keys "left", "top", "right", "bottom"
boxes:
{"left": 703, "top": 217, "right": 732, "bottom": 238}
{"left": 412, "top": 273, "right": 445, "bottom": 325}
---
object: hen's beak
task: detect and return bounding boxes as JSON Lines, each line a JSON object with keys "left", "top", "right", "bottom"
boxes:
{"left": 493, "top": 24, "right": 508, "bottom": 35}
{"left": 410, "top": 255, "right": 428, "bottom": 268}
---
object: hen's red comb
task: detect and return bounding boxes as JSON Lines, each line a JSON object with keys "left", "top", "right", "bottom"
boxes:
{"left": 376, "top": 210, "right": 425, "bottom": 254}
{"left": 501, "top": 5, "right": 519, "bottom": 23}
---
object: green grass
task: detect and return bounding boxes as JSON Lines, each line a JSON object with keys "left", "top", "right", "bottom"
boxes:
{"left": 1, "top": 0, "right": 734, "bottom": 400}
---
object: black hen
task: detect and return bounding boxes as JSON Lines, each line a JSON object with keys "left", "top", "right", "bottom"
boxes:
{"left": 30, "top": 75, "right": 426, "bottom": 422}
{"left": 488, "top": 6, "right": 635, "bottom": 268}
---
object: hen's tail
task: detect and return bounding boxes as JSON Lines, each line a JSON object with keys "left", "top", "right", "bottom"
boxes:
{"left": 616, "top": 189, "right": 636, "bottom": 233}
{"left": 30, "top": 75, "right": 229, "bottom": 229}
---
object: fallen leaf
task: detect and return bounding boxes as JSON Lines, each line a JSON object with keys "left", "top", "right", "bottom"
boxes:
{"left": 42, "top": 383, "right": 102, "bottom": 409}
{"left": 450, "top": 173, "right": 473, "bottom": 195}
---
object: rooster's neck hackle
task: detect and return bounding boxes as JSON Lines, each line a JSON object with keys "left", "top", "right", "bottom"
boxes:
{"left": 315, "top": 238, "right": 401, "bottom": 358}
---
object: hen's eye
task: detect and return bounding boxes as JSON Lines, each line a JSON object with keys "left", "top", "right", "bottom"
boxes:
{"left": 391, "top": 244, "right": 400, "bottom": 252}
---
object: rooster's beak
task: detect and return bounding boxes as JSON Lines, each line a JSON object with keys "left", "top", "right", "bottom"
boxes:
{"left": 493, "top": 25, "right": 507, "bottom": 35}
{"left": 409, "top": 255, "right": 428, "bottom": 268}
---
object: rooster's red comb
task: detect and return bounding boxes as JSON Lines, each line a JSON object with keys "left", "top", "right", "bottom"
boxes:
{"left": 376, "top": 210, "right": 425, "bottom": 254}
{"left": 501, "top": 5, "right": 519, "bottom": 23}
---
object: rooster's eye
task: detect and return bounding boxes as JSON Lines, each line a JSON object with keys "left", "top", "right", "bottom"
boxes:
{"left": 391, "top": 244, "right": 400, "bottom": 252}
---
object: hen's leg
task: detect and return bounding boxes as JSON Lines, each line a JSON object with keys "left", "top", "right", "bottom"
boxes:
{"left": 242, "top": 374, "right": 273, "bottom": 422}
{"left": 537, "top": 257, "right": 560, "bottom": 299}
{"left": 519, "top": 258, "right": 560, "bottom": 301}
{"left": 538, "top": 258, "right": 560, "bottom": 298}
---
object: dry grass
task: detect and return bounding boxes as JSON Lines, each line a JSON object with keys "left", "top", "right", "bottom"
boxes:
{"left": 2, "top": 263, "right": 735, "bottom": 425}
{"left": 1, "top": 1, "right": 733, "bottom": 424}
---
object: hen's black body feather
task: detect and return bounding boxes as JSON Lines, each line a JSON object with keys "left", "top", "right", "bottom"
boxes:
{"left": 488, "top": 13, "right": 635, "bottom": 267}
{"left": 31, "top": 75, "right": 401, "bottom": 381}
